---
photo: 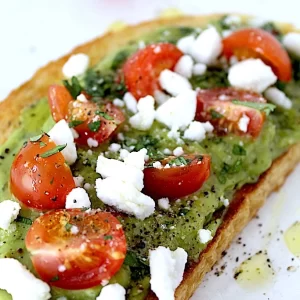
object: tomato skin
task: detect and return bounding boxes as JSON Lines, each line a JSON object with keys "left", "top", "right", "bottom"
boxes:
{"left": 123, "top": 43, "right": 183, "bottom": 99}
{"left": 10, "top": 135, "right": 75, "bottom": 210}
{"left": 143, "top": 155, "right": 210, "bottom": 200}
{"left": 196, "top": 88, "right": 266, "bottom": 137}
{"left": 69, "top": 101, "right": 125, "bottom": 146}
{"left": 48, "top": 85, "right": 73, "bottom": 122}
{"left": 25, "top": 209, "right": 126, "bottom": 290}
{"left": 223, "top": 28, "right": 292, "bottom": 82}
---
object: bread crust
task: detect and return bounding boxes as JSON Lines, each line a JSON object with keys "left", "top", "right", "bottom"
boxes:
{"left": 0, "top": 13, "right": 299, "bottom": 300}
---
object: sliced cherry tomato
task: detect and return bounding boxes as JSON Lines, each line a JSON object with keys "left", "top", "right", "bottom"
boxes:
{"left": 223, "top": 28, "right": 292, "bottom": 82}
{"left": 143, "top": 154, "right": 210, "bottom": 200}
{"left": 10, "top": 134, "right": 75, "bottom": 210}
{"left": 196, "top": 88, "right": 266, "bottom": 137}
{"left": 68, "top": 101, "right": 125, "bottom": 146}
{"left": 48, "top": 85, "right": 73, "bottom": 122}
{"left": 123, "top": 43, "right": 183, "bottom": 99}
{"left": 25, "top": 209, "right": 126, "bottom": 290}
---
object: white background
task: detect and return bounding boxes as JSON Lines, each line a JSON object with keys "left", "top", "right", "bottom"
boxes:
{"left": 0, "top": 0, "right": 300, "bottom": 299}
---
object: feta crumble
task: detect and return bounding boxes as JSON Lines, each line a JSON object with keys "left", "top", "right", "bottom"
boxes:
{"left": 129, "top": 96, "right": 155, "bottom": 130}
{"left": 65, "top": 187, "right": 91, "bottom": 209}
{"left": 158, "top": 198, "right": 170, "bottom": 210}
{"left": 183, "top": 121, "right": 210, "bottom": 142}
{"left": 96, "top": 283, "right": 125, "bottom": 300}
{"left": 264, "top": 87, "right": 292, "bottom": 109}
{"left": 174, "top": 55, "right": 194, "bottom": 78}
{"left": 87, "top": 138, "right": 99, "bottom": 148}
{"left": 238, "top": 114, "right": 250, "bottom": 133}
{"left": 149, "top": 247, "right": 187, "bottom": 300}
{"left": 228, "top": 58, "right": 277, "bottom": 93}
{"left": 153, "top": 161, "right": 162, "bottom": 169}
{"left": 73, "top": 175, "right": 84, "bottom": 187}
{"left": 198, "top": 229, "right": 213, "bottom": 244}
{"left": 77, "top": 93, "right": 88, "bottom": 102}
{"left": 173, "top": 147, "right": 184, "bottom": 157}
{"left": 192, "top": 63, "right": 207, "bottom": 76}
{"left": 124, "top": 148, "right": 148, "bottom": 170}
{"left": 153, "top": 90, "right": 170, "bottom": 105}
{"left": 70, "top": 225, "right": 79, "bottom": 235}
{"left": 123, "top": 92, "right": 138, "bottom": 113}
{"left": 113, "top": 98, "right": 125, "bottom": 107}
{"left": 220, "top": 196, "right": 230, "bottom": 207}
{"left": 62, "top": 53, "right": 89, "bottom": 78}
{"left": 109, "top": 143, "right": 121, "bottom": 152}
{"left": 0, "top": 258, "right": 51, "bottom": 300}
{"left": 176, "top": 35, "right": 195, "bottom": 55}
{"left": 191, "top": 27, "right": 223, "bottom": 65}
{"left": 282, "top": 32, "right": 300, "bottom": 57}
{"left": 48, "top": 119, "right": 77, "bottom": 165}
{"left": 159, "top": 69, "right": 192, "bottom": 96}
{"left": 0, "top": 200, "right": 21, "bottom": 230}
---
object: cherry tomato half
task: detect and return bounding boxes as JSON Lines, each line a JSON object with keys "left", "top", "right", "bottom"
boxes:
{"left": 10, "top": 134, "right": 75, "bottom": 209}
{"left": 196, "top": 88, "right": 266, "bottom": 137}
{"left": 25, "top": 209, "right": 126, "bottom": 290}
{"left": 123, "top": 43, "right": 183, "bottom": 99}
{"left": 223, "top": 28, "right": 292, "bottom": 82}
{"left": 143, "top": 154, "right": 211, "bottom": 200}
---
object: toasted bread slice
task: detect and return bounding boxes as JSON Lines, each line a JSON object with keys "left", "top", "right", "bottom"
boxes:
{"left": 0, "top": 13, "right": 299, "bottom": 300}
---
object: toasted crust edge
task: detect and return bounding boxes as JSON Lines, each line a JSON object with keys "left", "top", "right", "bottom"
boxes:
{"left": 0, "top": 13, "right": 299, "bottom": 300}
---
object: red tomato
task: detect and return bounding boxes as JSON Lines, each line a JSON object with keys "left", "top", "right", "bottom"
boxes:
{"left": 123, "top": 43, "right": 183, "bottom": 99}
{"left": 143, "top": 155, "right": 210, "bottom": 200}
{"left": 48, "top": 85, "right": 73, "bottom": 122}
{"left": 196, "top": 88, "right": 266, "bottom": 137}
{"left": 68, "top": 101, "right": 125, "bottom": 146}
{"left": 25, "top": 209, "right": 126, "bottom": 290}
{"left": 10, "top": 135, "right": 75, "bottom": 209}
{"left": 223, "top": 28, "right": 292, "bottom": 82}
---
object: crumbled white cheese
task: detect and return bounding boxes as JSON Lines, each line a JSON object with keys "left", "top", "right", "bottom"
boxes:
{"left": 96, "top": 177, "right": 155, "bottom": 220}
{"left": 174, "top": 55, "right": 194, "bottom": 78}
{"left": 70, "top": 225, "right": 79, "bottom": 235}
{"left": 117, "top": 132, "right": 125, "bottom": 141}
{"left": 190, "top": 27, "right": 223, "bottom": 65}
{"left": 129, "top": 96, "right": 155, "bottom": 130}
{"left": 238, "top": 114, "right": 250, "bottom": 133}
{"left": 159, "top": 69, "right": 192, "bottom": 96}
{"left": 153, "top": 90, "right": 170, "bottom": 105}
{"left": 76, "top": 93, "right": 88, "bottom": 102}
{"left": 202, "top": 121, "right": 214, "bottom": 133}
{"left": 96, "top": 283, "right": 125, "bottom": 300}
{"left": 153, "top": 161, "right": 162, "bottom": 169}
{"left": 222, "top": 29, "right": 233, "bottom": 38}
{"left": 109, "top": 143, "right": 121, "bottom": 152}
{"left": 48, "top": 119, "right": 77, "bottom": 165}
{"left": 138, "top": 40, "right": 146, "bottom": 49}
{"left": 87, "top": 138, "right": 99, "bottom": 148}
{"left": 155, "top": 90, "right": 197, "bottom": 130}
{"left": 153, "top": 45, "right": 161, "bottom": 53}
{"left": 173, "top": 147, "right": 184, "bottom": 157}
{"left": 183, "top": 121, "right": 205, "bottom": 142}
{"left": 176, "top": 35, "right": 195, "bottom": 55}
{"left": 71, "top": 128, "right": 79, "bottom": 139}
{"left": 228, "top": 58, "right": 277, "bottom": 93}
{"left": 124, "top": 148, "right": 147, "bottom": 170}
{"left": 65, "top": 187, "right": 91, "bottom": 209}
{"left": 0, "top": 200, "right": 21, "bottom": 230}
{"left": 0, "top": 258, "right": 51, "bottom": 300}
{"left": 62, "top": 53, "right": 89, "bottom": 78}
{"left": 223, "top": 15, "right": 241, "bottom": 26}
{"left": 220, "top": 196, "right": 229, "bottom": 207}
{"left": 192, "top": 63, "right": 207, "bottom": 76}
{"left": 198, "top": 229, "right": 213, "bottom": 244}
{"left": 264, "top": 87, "right": 292, "bottom": 109}
{"left": 163, "top": 148, "right": 172, "bottom": 155}
{"left": 73, "top": 175, "right": 84, "bottom": 187}
{"left": 83, "top": 183, "right": 92, "bottom": 190}
{"left": 229, "top": 55, "right": 238, "bottom": 66}
{"left": 96, "top": 155, "right": 144, "bottom": 191}
{"left": 119, "top": 149, "right": 130, "bottom": 160}
{"left": 282, "top": 32, "right": 300, "bottom": 57}
{"left": 58, "top": 265, "right": 66, "bottom": 273}
{"left": 123, "top": 92, "right": 138, "bottom": 113}
{"left": 158, "top": 198, "right": 170, "bottom": 210}
{"left": 167, "top": 128, "right": 183, "bottom": 144}
{"left": 113, "top": 98, "right": 125, "bottom": 107}
{"left": 149, "top": 247, "right": 187, "bottom": 300}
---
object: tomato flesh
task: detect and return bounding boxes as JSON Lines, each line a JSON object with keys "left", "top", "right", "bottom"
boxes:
{"left": 196, "top": 88, "right": 266, "bottom": 137}
{"left": 123, "top": 43, "right": 183, "bottom": 99}
{"left": 69, "top": 101, "right": 125, "bottom": 146}
{"left": 48, "top": 85, "right": 73, "bottom": 122}
{"left": 25, "top": 209, "right": 126, "bottom": 290}
{"left": 143, "top": 155, "right": 210, "bottom": 200}
{"left": 223, "top": 28, "right": 292, "bottom": 82}
{"left": 10, "top": 135, "right": 75, "bottom": 209}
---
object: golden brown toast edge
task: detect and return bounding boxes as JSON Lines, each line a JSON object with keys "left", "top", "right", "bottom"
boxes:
{"left": 0, "top": 13, "right": 299, "bottom": 300}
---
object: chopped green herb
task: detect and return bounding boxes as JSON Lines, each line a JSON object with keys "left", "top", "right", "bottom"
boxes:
{"left": 190, "top": 69, "right": 229, "bottom": 90}
{"left": 210, "top": 109, "right": 223, "bottom": 119}
{"left": 232, "top": 144, "right": 246, "bottom": 156}
{"left": 65, "top": 223, "right": 72, "bottom": 232}
{"left": 124, "top": 251, "right": 142, "bottom": 268}
{"left": 16, "top": 216, "right": 33, "bottom": 225}
{"left": 232, "top": 100, "right": 276, "bottom": 115}
{"left": 104, "top": 235, "right": 113, "bottom": 240}
{"left": 39, "top": 141, "right": 46, "bottom": 147}
{"left": 63, "top": 76, "right": 82, "bottom": 99}
{"left": 259, "top": 22, "right": 283, "bottom": 41}
{"left": 40, "top": 144, "right": 67, "bottom": 158}
{"left": 69, "top": 120, "right": 84, "bottom": 128}
{"left": 30, "top": 133, "right": 43, "bottom": 142}
{"left": 50, "top": 275, "right": 60, "bottom": 282}
{"left": 88, "top": 120, "right": 101, "bottom": 132}
{"left": 95, "top": 111, "right": 114, "bottom": 120}
{"left": 111, "top": 50, "right": 131, "bottom": 70}
{"left": 168, "top": 156, "right": 189, "bottom": 166}
{"left": 218, "top": 160, "right": 243, "bottom": 183}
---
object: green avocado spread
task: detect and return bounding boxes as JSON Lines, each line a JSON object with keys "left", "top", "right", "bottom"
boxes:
{"left": 0, "top": 17, "right": 300, "bottom": 300}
